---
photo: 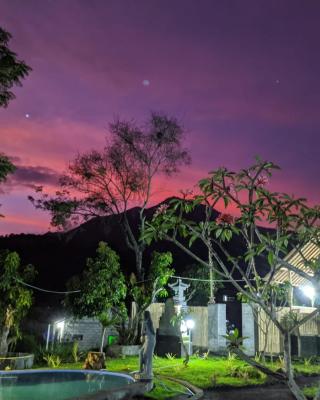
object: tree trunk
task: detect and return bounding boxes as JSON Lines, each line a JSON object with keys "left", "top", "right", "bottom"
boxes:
{"left": 232, "top": 347, "right": 286, "bottom": 381}
{"left": 179, "top": 330, "right": 189, "bottom": 366}
{"left": 0, "top": 326, "right": 10, "bottom": 355}
{"left": 283, "top": 332, "right": 307, "bottom": 400}
{"left": 135, "top": 248, "right": 143, "bottom": 281}
{"left": 100, "top": 327, "right": 107, "bottom": 353}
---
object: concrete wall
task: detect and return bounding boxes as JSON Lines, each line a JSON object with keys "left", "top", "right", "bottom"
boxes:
{"left": 188, "top": 306, "right": 208, "bottom": 348}
{"left": 147, "top": 303, "right": 209, "bottom": 349}
{"left": 242, "top": 303, "right": 255, "bottom": 356}
{"left": 207, "top": 304, "right": 226, "bottom": 353}
{"left": 62, "top": 318, "right": 117, "bottom": 350}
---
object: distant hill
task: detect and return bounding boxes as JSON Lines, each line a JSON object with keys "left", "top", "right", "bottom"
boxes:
{"left": 0, "top": 198, "right": 270, "bottom": 307}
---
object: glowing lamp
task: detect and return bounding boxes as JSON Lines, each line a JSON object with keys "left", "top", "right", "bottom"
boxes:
{"left": 186, "top": 319, "right": 195, "bottom": 330}
{"left": 301, "top": 285, "right": 315, "bottom": 301}
{"left": 56, "top": 320, "right": 65, "bottom": 330}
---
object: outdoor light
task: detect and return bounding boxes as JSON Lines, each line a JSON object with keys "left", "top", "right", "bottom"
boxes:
{"left": 55, "top": 320, "right": 65, "bottom": 342}
{"left": 56, "top": 320, "right": 65, "bottom": 330}
{"left": 301, "top": 285, "right": 315, "bottom": 301}
{"left": 180, "top": 320, "right": 187, "bottom": 333}
{"left": 185, "top": 319, "right": 195, "bottom": 356}
{"left": 186, "top": 319, "right": 195, "bottom": 330}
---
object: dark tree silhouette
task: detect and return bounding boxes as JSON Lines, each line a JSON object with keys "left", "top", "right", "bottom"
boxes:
{"left": 0, "top": 27, "right": 31, "bottom": 108}
{"left": 30, "top": 112, "right": 190, "bottom": 343}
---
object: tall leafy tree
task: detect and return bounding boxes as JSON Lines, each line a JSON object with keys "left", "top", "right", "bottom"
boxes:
{"left": 0, "top": 27, "right": 31, "bottom": 107}
{"left": 30, "top": 112, "right": 189, "bottom": 342}
{"left": 65, "top": 242, "right": 127, "bottom": 352}
{"left": 0, "top": 26, "right": 29, "bottom": 212}
{"left": 143, "top": 158, "right": 320, "bottom": 400}
{"left": 0, "top": 251, "right": 35, "bottom": 354}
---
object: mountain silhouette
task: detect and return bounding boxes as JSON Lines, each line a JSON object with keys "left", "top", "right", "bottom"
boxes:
{"left": 0, "top": 198, "right": 270, "bottom": 308}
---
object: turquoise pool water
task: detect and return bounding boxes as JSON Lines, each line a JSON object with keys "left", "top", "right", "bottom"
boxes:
{"left": 0, "top": 370, "right": 135, "bottom": 400}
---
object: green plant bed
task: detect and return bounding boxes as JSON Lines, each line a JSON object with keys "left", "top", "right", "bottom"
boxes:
{"left": 37, "top": 356, "right": 267, "bottom": 387}
{"left": 34, "top": 355, "right": 320, "bottom": 393}
{"left": 303, "top": 385, "right": 320, "bottom": 399}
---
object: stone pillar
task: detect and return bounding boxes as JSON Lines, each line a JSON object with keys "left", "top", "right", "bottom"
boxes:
{"left": 242, "top": 303, "right": 256, "bottom": 356}
{"left": 208, "top": 303, "right": 226, "bottom": 353}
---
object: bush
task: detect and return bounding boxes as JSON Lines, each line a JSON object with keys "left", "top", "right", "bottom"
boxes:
{"left": 43, "top": 354, "right": 62, "bottom": 368}
{"left": 15, "top": 334, "right": 39, "bottom": 354}
{"left": 227, "top": 365, "right": 263, "bottom": 380}
{"left": 36, "top": 342, "right": 75, "bottom": 365}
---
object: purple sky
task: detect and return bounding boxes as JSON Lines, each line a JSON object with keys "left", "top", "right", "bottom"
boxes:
{"left": 0, "top": 0, "right": 319, "bottom": 235}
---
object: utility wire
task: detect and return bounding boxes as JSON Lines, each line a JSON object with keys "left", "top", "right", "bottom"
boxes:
{"left": 171, "top": 275, "right": 251, "bottom": 283}
{"left": 15, "top": 273, "right": 252, "bottom": 295}
{"left": 15, "top": 278, "right": 81, "bottom": 294}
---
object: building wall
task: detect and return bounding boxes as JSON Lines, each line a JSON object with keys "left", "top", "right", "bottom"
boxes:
{"left": 257, "top": 306, "right": 320, "bottom": 354}
{"left": 62, "top": 318, "right": 117, "bottom": 350}
{"left": 147, "top": 303, "right": 208, "bottom": 348}
{"left": 59, "top": 304, "right": 319, "bottom": 354}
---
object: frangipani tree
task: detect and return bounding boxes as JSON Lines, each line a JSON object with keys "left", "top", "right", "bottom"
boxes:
{"left": 143, "top": 158, "right": 320, "bottom": 400}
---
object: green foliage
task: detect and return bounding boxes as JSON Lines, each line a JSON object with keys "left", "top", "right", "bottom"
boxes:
{"left": 43, "top": 354, "right": 62, "bottom": 368}
{"left": 0, "top": 27, "right": 32, "bottom": 107}
{"left": 223, "top": 329, "right": 248, "bottom": 350}
{"left": 65, "top": 242, "right": 127, "bottom": 327}
{"left": 0, "top": 153, "right": 15, "bottom": 184}
{"left": 303, "top": 357, "right": 315, "bottom": 367}
{"left": 0, "top": 153, "right": 16, "bottom": 217}
{"left": 129, "top": 251, "right": 174, "bottom": 309}
{"left": 178, "top": 264, "right": 222, "bottom": 305}
{"left": 72, "top": 341, "right": 83, "bottom": 363}
{"left": 149, "top": 252, "right": 174, "bottom": 298}
{"left": 165, "top": 353, "right": 176, "bottom": 360}
{"left": 0, "top": 251, "right": 35, "bottom": 348}
{"left": 227, "top": 364, "right": 263, "bottom": 380}
{"left": 227, "top": 351, "right": 237, "bottom": 362}
{"left": 37, "top": 342, "right": 75, "bottom": 365}
{"left": 201, "top": 350, "right": 210, "bottom": 360}
{"left": 277, "top": 355, "right": 285, "bottom": 370}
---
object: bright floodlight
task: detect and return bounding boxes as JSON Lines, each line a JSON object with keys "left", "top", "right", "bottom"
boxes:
{"left": 301, "top": 285, "right": 315, "bottom": 300}
{"left": 180, "top": 320, "right": 187, "bottom": 333}
{"left": 186, "top": 319, "right": 195, "bottom": 330}
{"left": 56, "top": 320, "right": 65, "bottom": 330}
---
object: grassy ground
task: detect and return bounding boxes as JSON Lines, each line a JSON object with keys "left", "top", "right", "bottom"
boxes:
{"left": 37, "top": 355, "right": 320, "bottom": 399}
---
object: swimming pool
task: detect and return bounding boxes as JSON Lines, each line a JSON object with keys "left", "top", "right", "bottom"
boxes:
{"left": 0, "top": 369, "right": 135, "bottom": 400}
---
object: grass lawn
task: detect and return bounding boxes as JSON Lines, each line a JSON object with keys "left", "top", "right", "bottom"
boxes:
{"left": 37, "top": 355, "right": 320, "bottom": 399}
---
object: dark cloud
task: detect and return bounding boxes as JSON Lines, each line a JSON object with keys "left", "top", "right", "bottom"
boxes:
{"left": 1, "top": 165, "right": 60, "bottom": 193}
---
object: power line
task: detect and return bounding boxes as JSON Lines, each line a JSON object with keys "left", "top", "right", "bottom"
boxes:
{"left": 15, "top": 274, "right": 250, "bottom": 296}
{"left": 172, "top": 275, "right": 249, "bottom": 283}
{"left": 15, "top": 278, "right": 81, "bottom": 294}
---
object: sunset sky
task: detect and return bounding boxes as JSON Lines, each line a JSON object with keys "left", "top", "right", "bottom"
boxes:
{"left": 0, "top": 0, "right": 319, "bottom": 235}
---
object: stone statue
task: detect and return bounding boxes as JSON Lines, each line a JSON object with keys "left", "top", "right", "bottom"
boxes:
{"left": 139, "top": 310, "right": 156, "bottom": 379}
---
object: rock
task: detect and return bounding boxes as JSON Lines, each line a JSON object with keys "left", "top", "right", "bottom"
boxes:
{"left": 83, "top": 351, "right": 106, "bottom": 370}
